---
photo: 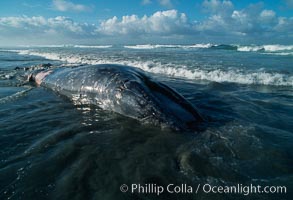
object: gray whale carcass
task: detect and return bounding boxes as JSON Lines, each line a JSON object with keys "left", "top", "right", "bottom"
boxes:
{"left": 40, "top": 64, "right": 204, "bottom": 131}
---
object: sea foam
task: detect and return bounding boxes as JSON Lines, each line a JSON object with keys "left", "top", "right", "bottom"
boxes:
{"left": 73, "top": 45, "right": 112, "bottom": 49}
{"left": 237, "top": 44, "right": 293, "bottom": 52}
{"left": 12, "top": 50, "right": 293, "bottom": 86}
{"left": 124, "top": 44, "right": 213, "bottom": 49}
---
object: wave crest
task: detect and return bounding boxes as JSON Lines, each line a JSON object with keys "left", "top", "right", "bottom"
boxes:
{"left": 237, "top": 44, "right": 293, "bottom": 52}
{"left": 124, "top": 44, "right": 213, "bottom": 49}
{"left": 11, "top": 50, "right": 293, "bottom": 87}
{"left": 73, "top": 45, "right": 112, "bottom": 49}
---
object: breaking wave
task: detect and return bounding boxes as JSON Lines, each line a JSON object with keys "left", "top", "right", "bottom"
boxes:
{"left": 9, "top": 44, "right": 293, "bottom": 56}
{"left": 237, "top": 44, "right": 293, "bottom": 52}
{"left": 263, "top": 52, "right": 293, "bottom": 56}
{"left": 124, "top": 44, "right": 213, "bottom": 49}
{"left": 12, "top": 50, "right": 293, "bottom": 87}
{"left": 73, "top": 45, "right": 112, "bottom": 49}
{"left": 15, "top": 45, "right": 112, "bottom": 49}
{"left": 123, "top": 44, "right": 293, "bottom": 56}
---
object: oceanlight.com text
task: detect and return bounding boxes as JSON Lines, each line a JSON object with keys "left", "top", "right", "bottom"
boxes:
{"left": 202, "top": 183, "right": 287, "bottom": 196}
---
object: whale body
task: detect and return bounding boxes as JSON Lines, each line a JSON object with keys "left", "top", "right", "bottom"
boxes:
{"left": 41, "top": 64, "right": 203, "bottom": 131}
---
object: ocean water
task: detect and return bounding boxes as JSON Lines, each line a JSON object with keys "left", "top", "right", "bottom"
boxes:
{"left": 0, "top": 44, "right": 292, "bottom": 200}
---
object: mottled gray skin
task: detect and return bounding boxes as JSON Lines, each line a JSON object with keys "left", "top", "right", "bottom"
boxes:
{"left": 41, "top": 64, "right": 204, "bottom": 131}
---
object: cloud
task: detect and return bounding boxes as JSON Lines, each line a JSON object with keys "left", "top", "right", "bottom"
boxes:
{"left": 97, "top": 10, "right": 191, "bottom": 37}
{"left": 0, "top": 16, "right": 89, "bottom": 34}
{"left": 141, "top": 0, "right": 152, "bottom": 5}
{"left": 0, "top": 16, "right": 97, "bottom": 44}
{"left": 97, "top": 3, "right": 293, "bottom": 43}
{"left": 142, "top": 0, "right": 172, "bottom": 7}
{"left": 202, "top": 0, "right": 233, "bottom": 14}
{"left": 52, "top": 0, "right": 90, "bottom": 12}
{"left": 0, "top": 1, "right": 292, "bottom": 45}
{"left": 158, "top": 0, "right": 173, "bottom": 7}
{"left": 196, "top": 1, "right": 293, "bottom": 42}
{"left": 259, "top": 10, "right": 276, "bottom": 24}
{"left": 22, "top": 2, "right": 41, "bottom": 8}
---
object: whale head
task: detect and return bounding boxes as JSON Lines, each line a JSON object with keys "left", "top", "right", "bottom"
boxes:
{"left": 109, "top": 67, "right": 204, "bottom": 131}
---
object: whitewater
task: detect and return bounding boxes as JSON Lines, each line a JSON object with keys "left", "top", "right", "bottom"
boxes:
{"left": 0, "top": 44, "right": 292, "bottom": 200}
{"left": 8, "top": 44, "right": 293, "bottom": 86}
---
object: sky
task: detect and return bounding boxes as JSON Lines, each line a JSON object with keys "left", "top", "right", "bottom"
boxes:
{"left": 0, "top": 0, "right": 292, "bottom": 45}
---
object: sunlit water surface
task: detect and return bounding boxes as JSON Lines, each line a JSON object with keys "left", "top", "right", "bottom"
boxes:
{"left": 0, "top": 46, "right": 292, "bottom": 199}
